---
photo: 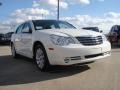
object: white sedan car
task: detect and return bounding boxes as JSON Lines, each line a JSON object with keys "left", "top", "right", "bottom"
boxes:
{"left": 11, "top": 20, "right": 111, "bottom": 71}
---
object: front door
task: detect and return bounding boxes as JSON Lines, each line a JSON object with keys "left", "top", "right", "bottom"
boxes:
{"left": 20, "top": 22, "right": 33, "bottom": 57}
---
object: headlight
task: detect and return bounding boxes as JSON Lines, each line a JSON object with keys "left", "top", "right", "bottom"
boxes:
{"left": 50, "top": 35, "right": 75, "bottom": 46}
{"left": 102, "top": 35, "right": 107, "bottom": 41}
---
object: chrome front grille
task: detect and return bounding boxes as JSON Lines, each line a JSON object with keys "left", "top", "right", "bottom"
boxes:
{"left": 76, "top": 36, "right": 103, "bottom": 46}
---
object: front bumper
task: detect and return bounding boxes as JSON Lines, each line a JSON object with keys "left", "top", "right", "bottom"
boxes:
{"left": 0, "top": 37, "right": 11, "bottom": 43}
{"left": 47, "top": 41, "right": 111, "bottom": 65}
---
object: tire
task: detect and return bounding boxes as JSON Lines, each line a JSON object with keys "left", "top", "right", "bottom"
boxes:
{"left": 34, "top": 45, "right": 50, "bottom": 71}
{"left": 11, "top": 43, "right": 19, "bottom": 58}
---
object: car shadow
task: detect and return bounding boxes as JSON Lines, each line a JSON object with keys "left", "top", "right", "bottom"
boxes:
{"left": 0, "top": 43, "right": 10, "bottom": 46}
{"left": 0, "top": 55, "right": 90, "bottom": 86}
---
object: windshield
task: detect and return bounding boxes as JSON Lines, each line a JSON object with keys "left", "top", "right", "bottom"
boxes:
{"left": 32, "top": 20, "right": 76, "bottom": 30}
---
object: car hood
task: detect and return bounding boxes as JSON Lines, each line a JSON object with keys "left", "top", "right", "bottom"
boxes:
{"left": 37, "top": 29, "right": 102, "bottom": 37}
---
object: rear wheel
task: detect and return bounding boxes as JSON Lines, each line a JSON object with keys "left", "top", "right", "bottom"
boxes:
{"left": 11, "top": 43, "right": 19, "bottom": 58}
{"left": 34, "top": 45, "right": 50, "bottom": 71}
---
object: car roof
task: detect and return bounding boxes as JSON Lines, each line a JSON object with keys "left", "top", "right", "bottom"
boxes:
{"left": 32, "top": 20, "right": 65, "bottom": 22}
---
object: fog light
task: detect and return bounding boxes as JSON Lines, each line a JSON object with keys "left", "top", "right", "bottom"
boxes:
{"left": 64, "top": 58, "right": 70, "bottom": 63}
{"left": 104, "top": 51, "right": 110, "bottom": 55}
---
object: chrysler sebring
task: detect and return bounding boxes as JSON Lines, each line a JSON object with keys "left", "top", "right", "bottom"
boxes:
{"left": 11, "top": 20, "right": 111, "bottom": 71}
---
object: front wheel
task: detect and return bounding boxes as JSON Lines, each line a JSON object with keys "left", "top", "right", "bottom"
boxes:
{"left": 34, "top": 45, "right": 50, "bottom": 71}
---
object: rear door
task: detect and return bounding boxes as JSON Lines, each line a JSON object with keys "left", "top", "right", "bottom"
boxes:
{"left": 14, "top": 24, "right": 24, "bottom": 52}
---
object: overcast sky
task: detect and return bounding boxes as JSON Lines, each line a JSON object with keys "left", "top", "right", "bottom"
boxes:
{"left": 0, "top": 0, "right": 120, "bottom": 33}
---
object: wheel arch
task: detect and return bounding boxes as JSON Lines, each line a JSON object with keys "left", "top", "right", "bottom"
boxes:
{"left": 33, "top": 41, "right": 50, "bottom": 66}
{"left": 33, "top": 41, "right": 47, "bottom": 57}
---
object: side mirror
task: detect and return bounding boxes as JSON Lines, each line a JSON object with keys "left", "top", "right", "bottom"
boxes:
{"left": 29, "top": 29, "right": 32, "bottom": 33}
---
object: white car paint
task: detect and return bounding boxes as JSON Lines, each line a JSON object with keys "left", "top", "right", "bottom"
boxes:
{"left": 11, "top": 20, "right": 111, "bottom": 65}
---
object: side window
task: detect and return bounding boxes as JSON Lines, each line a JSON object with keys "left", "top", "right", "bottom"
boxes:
{"left": 16, "top": 24, "right": 24, "bottom": 34}
{"left": 21, "top": 22, "right": 32, "bottom": 33}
